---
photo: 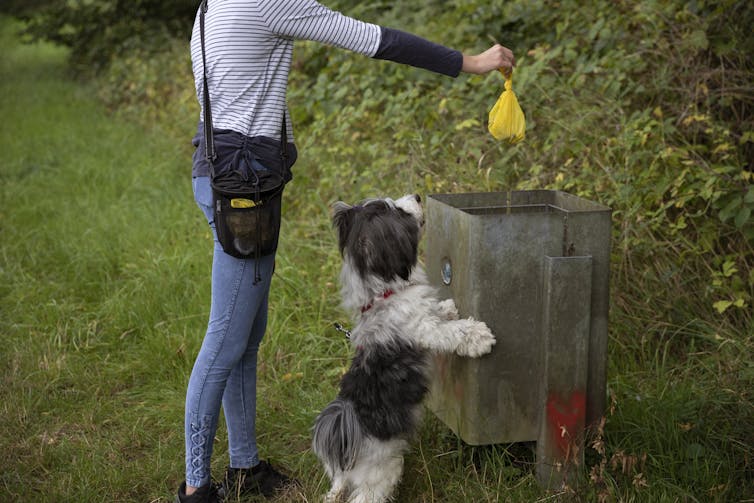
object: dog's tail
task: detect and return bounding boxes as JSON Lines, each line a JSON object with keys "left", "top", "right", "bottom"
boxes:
{"left": 312, "top": 398, "right": 363, "bottom": 472}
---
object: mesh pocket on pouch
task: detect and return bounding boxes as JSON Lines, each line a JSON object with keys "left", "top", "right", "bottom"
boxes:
{"left": 213, "top": 190, "right": 282, "bottom": 259}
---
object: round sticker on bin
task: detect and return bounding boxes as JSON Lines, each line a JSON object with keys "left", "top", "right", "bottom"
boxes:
{"left": 441, "top": 258, "right": 452, "bottom": 285}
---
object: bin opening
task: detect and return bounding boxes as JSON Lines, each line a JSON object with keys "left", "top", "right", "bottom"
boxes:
{"left": 458, "top": 204, "right": 569, "bottom": 216}
{"left": 430, "top": 191, "right": 610, "bottom": 215}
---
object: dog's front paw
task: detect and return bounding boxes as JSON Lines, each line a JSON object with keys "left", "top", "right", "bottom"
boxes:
{"left": 437, "top": 298, "right": 459, "bottom": 320}
{"left": 455, "top": 320, "right": 496, "bottom": 358}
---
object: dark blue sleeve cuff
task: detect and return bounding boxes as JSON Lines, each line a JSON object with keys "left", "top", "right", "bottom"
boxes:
{"left": 372, "top": 26, "right": 463, "bottom": 78}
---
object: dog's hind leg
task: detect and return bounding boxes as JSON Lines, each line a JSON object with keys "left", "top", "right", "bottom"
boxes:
{"left": 347, "top": 440, "right": 405, "bottom": 503}
{"left": 347, "top": 461, "right": 402, "bottom": 503}
{"left": 325, "top": 474, "right": 349, "bottom": 503}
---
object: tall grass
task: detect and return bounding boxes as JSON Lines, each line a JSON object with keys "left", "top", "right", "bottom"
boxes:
{"left": 1, "top": 17, "right": 199, "bottom": 501}
{"left": 2, "top": 10, "right": 753, "bottom": 503}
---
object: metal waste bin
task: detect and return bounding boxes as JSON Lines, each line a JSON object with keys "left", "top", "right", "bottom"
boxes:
{"left": 425, "top": 191, "right": 611, "bottom": 487}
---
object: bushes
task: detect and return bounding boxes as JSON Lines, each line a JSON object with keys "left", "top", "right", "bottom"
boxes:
{"left": 0, "top": 0, "right": 54, "bottom": 17}
{"left": 98, "top": 35, "right": 197, "bottom": 136}
{"left": 18, "top": 0, "right": 750, "bottom": 363}
{"left": 20, "top": 0, "right": 196, "bottom": 73}
{"left": 288, "top": 0, "right": 754, "bottom": 328}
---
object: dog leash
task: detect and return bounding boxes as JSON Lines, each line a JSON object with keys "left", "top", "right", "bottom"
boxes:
{"left": 333, "top": 322, "right": 352, "bottom": 340}
{"left": 332, "top": 289, "right": 396, "bottom": 340}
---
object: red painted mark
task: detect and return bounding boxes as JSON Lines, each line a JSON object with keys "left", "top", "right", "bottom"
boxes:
{"left": 433, "top": 355, "right": 463, "bottom": 400}
{"left": 546, "top": 391, "right": 586, "bottom": 454}
{"left": 453, "top": 381, "right": 464, "bottom": 401}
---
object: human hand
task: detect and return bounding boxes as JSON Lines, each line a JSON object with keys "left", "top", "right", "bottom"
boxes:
{"left": 461, "top": 44, "right": 515, "bottom": 75}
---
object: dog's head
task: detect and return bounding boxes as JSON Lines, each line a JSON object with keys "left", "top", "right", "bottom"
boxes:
{"left": 332, "top": 195, "right": 424, "bottom": 283}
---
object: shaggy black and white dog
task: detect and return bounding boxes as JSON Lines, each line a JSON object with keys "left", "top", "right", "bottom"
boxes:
{"left": 312, "top": 195, "right": 496, "bottom": 503}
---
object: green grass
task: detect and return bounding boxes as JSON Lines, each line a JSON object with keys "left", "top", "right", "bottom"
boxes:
{"left": 0, "top": 18, "right": 204, "bottom": 502}
{"left": 2, "top": 13, "right": 753, "bottom": 503}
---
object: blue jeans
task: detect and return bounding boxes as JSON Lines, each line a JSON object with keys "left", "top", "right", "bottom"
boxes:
{"left": 185, "top": 175, "right": 276, "bottom": 487}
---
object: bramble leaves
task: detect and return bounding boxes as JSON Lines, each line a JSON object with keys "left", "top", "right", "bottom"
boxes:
{"left": 18, "top": 0, "right": 752, "bottom": 324}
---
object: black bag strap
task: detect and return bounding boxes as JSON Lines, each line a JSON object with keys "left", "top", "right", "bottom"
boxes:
{"left": 199, "top": 0, "right": 288, "bottom": 174}
{"left": 199, "top": 0, "right": 216, "bottom": 166}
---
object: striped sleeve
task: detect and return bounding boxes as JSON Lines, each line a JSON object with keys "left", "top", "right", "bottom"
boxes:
{"left": 261, "top": 0, "right": 382, "bottom": 57}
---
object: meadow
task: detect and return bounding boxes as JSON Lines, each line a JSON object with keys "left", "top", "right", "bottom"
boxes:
{"left": 1, "top": 1, "right": 752, "bottom": 501}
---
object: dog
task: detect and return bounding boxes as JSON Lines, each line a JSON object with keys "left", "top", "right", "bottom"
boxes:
{"left": 312, "top": 194, "right": 496, "bottom": 503}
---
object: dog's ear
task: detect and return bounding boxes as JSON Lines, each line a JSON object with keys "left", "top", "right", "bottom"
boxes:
{"left": 361, "top": 211, "right": 419, "bottom": 283}
{"left": 387, "top": 216, "right": 419, "bottom": 281}
{"left": 331, "top": 202, "right": 354, "bottom": 256}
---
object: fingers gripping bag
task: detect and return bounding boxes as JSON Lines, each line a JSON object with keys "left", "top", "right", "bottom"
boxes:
{"left": 488, "top": 69, "right": 526, "bottom": 144}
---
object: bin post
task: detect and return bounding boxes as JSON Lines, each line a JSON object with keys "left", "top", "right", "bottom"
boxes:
{"left": 536, "top": 256, "right": 592, "bottom": 488}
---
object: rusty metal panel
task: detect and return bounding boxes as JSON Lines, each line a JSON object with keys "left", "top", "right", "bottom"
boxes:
{"left": 536, "top": 256, "right": 592, "bottom": 488}
{"left": 426, "top": 191, "right": 611, "bottom": 448}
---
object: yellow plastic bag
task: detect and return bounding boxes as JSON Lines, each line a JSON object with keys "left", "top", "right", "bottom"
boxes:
{"left": 488, "top": 69, "right": 526, "bottom": 144}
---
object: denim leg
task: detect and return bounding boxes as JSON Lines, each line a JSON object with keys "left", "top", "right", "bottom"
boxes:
{"left": 185, "top": 176, "right": 275, "bottom": 487}
{"left": 222, "top": 289, "right": 268, "bottom": 469}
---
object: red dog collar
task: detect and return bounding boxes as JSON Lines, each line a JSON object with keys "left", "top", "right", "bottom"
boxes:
{"left": 361, "top": 289, "right": 395, "bottom": 313}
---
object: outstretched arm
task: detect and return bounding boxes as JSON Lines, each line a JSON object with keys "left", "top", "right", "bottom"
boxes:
{"left": 265, "top": 0, "right": 515, "bottom": 77}
{"left": 374, "top": 28, "right": 515, "bottom": 78}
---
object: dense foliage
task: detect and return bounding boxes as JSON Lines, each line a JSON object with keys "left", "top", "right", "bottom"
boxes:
{"left": 284, "top": 0, "right": 754, "bottom": 326}
{"left": 17, "top": 0, "right": 196, "bottom": 71}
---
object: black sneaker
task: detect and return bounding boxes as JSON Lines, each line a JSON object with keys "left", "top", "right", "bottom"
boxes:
{"left": 175, "top": 481, "right": 223, "bottom": 503}
{"left": 220, "top": 460, "right": 297, "bottom": 500}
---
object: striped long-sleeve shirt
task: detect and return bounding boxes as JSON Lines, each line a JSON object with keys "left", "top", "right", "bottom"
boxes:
{"left": 190, "top": 0, "right": 463, "bottom": 177}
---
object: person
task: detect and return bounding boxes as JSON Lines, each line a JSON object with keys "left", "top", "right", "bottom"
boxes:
{"left": 177, "top": 1, "right": 515, "bottom": 501}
